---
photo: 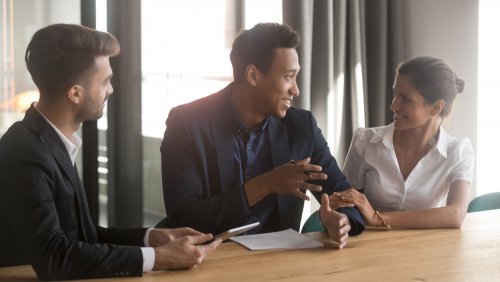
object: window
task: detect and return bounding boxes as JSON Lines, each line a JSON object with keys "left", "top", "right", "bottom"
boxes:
{"left": 477, "top": 0, "right": 500, "bottom": 196}
{"left": 0, "top": 0, "right": 80, "bottom": 137}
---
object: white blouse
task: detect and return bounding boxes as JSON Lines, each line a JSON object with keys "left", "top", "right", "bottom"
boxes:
{"left": 343, "top": 123, "right": 474, "bottom": 211}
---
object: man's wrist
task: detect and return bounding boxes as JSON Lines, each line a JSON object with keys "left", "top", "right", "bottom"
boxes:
{"left": 141, "top": 247, "right": 155, "bottom": 272}
{"left": 243, "top": 177, "right": 269, "bottom": 206}
{"left": 144, "top": 228, "right": 154, "bottom": 247}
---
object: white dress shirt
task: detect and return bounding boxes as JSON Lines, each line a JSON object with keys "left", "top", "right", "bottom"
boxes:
{"left": 35, "top": 104, "right": 155, "bottom": 272}
{"left": 343, "top": 123, "right": 474, "bottom": 211}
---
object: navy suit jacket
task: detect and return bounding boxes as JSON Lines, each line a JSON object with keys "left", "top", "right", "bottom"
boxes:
{"left": 0, "top": 105, "right": 144, "bottom": 280}
{"left": 159, "top": 83, "right": 365, "bottom": 235}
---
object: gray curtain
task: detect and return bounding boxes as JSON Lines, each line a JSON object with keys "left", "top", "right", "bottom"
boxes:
{"left": 364, "top": 0, "right": 406, "bottom": 127}
{"left": 283, "top": 0, "right": 405, "bottom": 164}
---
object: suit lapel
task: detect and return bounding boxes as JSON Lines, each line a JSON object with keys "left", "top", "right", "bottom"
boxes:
{"left": 24, "top": 107, "right": 81, "bottom": 189}
{"left": 211, "top": 87, "right": 238, "bottom": 190}
{"left": 268, "top": 117, "right": 297, "bottom": 230}
{"left": 23, "top": 105, "right": 93, "bottom": 242}
{"left": 268, "top": 117, "right": 290, "bottom": 167}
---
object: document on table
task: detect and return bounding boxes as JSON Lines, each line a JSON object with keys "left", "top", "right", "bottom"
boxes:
{"left": 230, "top": 228, "right": 323, "bottom": 250}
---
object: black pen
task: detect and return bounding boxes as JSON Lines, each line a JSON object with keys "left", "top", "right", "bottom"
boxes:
{"left": 290, "top": 160, "right": 312, "bottom": 177}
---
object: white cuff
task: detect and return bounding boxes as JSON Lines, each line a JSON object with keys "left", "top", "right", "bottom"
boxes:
{"left": 141, "top": 247, "right": 155, "bottom": 272}
{"left": 144, "top": 227, "right": 154, "bottom": 247}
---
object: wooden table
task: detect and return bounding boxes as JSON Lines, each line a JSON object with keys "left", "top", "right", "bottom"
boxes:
{"left": 1, "top": 209, "right": 499, "bottom": 281}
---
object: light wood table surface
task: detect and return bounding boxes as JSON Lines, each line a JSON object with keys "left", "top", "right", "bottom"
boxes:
{"left": 1, "top": 209, "right": 499, "bottom": 281}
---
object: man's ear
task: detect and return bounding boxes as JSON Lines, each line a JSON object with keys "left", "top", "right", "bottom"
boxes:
{"left": 245, "top": 65, "right": 259, "bottom": 86}
{"left": 431, "top": 99, "right": 445, "bottom": 116}
{"left": 68, "top": 85, "right": 84, "bottom": 104}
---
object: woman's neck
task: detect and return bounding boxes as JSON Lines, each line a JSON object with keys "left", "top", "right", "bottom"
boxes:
{"left": 393, "top": 121, "right": 440, "bottom": 151}
{"left": 393, "top": 120, "right": 441, "bottom": 180}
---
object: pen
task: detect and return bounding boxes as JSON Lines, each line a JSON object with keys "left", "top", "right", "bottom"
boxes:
{"left": 290, "top": 160, "right": 312, "bottom": 177}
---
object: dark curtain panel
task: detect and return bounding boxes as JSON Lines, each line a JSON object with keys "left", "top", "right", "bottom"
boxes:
{"left": 107, "top": 0, "right": 143, "bottom": 228}
{"left": 80, "top": 0, "right": 99, "bottom": 224}
{"left": 81, "top": 0, "right": 99, "bottom": 225}
{"left": 283, "top": 0, "right": 405, "bottom": 163}
{"left": 365, "top": 0, "right": 406, "bottom": 127}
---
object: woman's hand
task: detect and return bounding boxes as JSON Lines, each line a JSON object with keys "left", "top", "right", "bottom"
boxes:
{"left": 328, "top": 193, "right": 355, "bottom": 210}
{"left": 333, "top": 188, "right": 379, "bottom": 226}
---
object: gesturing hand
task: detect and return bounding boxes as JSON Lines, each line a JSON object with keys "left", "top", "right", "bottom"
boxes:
{"left": 153, "top": 234, "right": 221, "bottom": 270}
{"left": 149, "top": 227, "right": 204, "bottom": 247}
{"left": 333, "top": 188, "right": 378, "bottom": 226}
{"left": 319, "top": 193, "right": 351, "bottom": 249}
{"left": 245, "top": 157, "right": 327, "bottom": 204}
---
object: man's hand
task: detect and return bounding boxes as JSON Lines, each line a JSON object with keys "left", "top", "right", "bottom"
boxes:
{"left": 245, "top": 157, "right": 327, "bottom": 205}
{"left": 153, "top": 234, "right": 221, "bottom": 270}
{"left": 333, "top": 188, "right": 379, "bottom": 226}
{"left": 149, "top": 227, "right": 203, "bottom": 247}
{"left": 319, "top": 193, "right": 350, "bottom": 249}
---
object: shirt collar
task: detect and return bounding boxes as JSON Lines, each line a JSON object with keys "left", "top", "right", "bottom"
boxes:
{"left": 34, "top": 103, "right": 82, "bottom": 165}
{"left": 370, "top": 123, "right": 393, "bottom": 147}
{"left": 371, "top": 122, "right": 448, "bottom": 158}
{"left": 434, "top": 127, "right": 448, "bottom": 158}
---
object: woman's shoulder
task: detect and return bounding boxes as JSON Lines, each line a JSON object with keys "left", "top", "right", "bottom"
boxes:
{"left": 442, "top": 132, "right": 474, "bottom": 159}
{"left": 352, "top": 124, "right": 391, "bottom": 142}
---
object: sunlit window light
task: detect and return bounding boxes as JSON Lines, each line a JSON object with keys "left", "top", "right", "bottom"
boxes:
{"left": 477, "top": 0, "right": 500, "bottom": 196}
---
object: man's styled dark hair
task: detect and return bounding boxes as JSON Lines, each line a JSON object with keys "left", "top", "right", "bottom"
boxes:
{"left": 230, "top": 23, "right": 301, "bottom": 82}
{"left": 25, "top": 24, "right": 120, "bottom": 100}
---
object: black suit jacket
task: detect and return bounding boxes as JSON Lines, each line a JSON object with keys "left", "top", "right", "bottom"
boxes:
{"left": 159, "top": 83, "right": 365, "bottom": 235}
{"left": 0, "top": 105, "right": 144, "bottom": 280}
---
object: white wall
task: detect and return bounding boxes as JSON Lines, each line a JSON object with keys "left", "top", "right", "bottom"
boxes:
{"left": 403, "top": 0, "right": 479, "bottom": 195}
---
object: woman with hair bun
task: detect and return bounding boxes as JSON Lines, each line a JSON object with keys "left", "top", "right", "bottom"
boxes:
{"left": 334, "top": 56, "right": 474, "bottom": 229}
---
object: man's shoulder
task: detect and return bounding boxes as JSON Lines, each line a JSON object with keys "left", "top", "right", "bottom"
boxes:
{"left": 283, "top": 107, "right": 313, "bottom": 123}
{"left": 286, "top": 107, "right": 312, "bottom": 116}
{"left": 0, "top": 120, "right": 51, "bottom": 165}
{"left": 0, "top": 121, "right": 32, "bottom": 150}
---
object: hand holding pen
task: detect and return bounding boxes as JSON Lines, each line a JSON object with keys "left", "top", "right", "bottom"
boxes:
{"left": 286, "top": 157, "right": 327, "bottom": 200}
{"left": 290, "top": 159, "right": 313, "bottom": 177}
{"left": 243, "top": 157, "right": 327, "bottom": 205}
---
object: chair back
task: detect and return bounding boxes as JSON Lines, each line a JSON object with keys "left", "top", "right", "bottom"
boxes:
{"left": 467, "top": 192, "right": 500, "bottom": 213}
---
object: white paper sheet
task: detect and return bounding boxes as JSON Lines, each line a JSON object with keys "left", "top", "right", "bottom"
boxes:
{"left": 230, "top": 228, "right": 323, "bottom": 250}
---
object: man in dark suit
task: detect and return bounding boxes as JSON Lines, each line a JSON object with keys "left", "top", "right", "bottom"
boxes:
{"left": 0, "top": 24, "right": 220, "bottom": 280}
{"left": 159, "top": 23, "right": 365, "bottom": 248}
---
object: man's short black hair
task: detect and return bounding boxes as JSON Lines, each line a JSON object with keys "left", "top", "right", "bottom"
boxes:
{"left": 230, "top": 23, "right": 301, "bottom": 82}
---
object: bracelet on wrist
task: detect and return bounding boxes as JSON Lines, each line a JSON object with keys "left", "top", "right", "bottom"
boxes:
{"left": 374, "top": 210, "right": 391, "bottom": 231}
